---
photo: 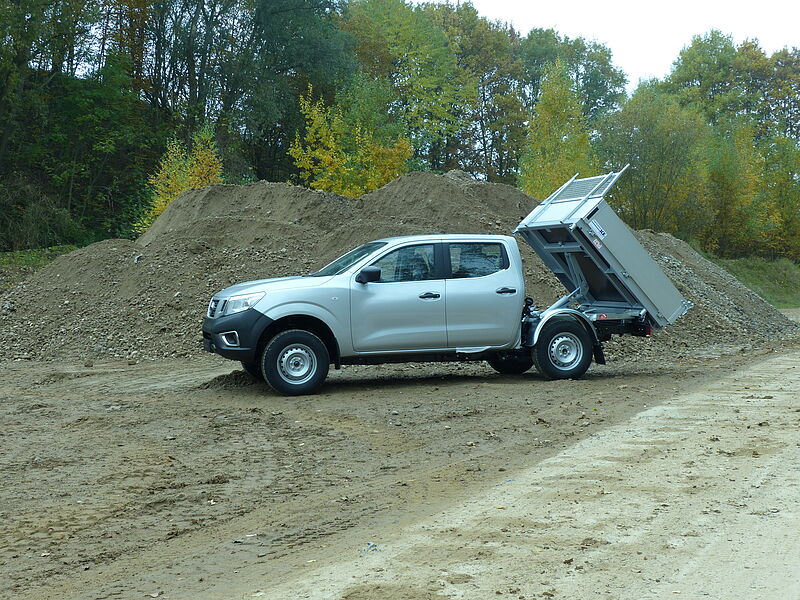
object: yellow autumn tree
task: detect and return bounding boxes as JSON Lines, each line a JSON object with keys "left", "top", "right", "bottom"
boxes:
{"left": 289, "top": 85, "right": 412, "bottom": 197}
{"left": 187, "top": 124, "right": 224, "bottom": 189}
{"left": 135, "top": 124, "right": 223, "bottom": 233}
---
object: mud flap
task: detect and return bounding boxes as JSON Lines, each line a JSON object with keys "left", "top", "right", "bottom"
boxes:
{"left": 593, "top": 342, "right": 606, "bottom": 365}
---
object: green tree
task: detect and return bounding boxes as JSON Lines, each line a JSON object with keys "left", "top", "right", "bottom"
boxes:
{"left": 768, "top": 48, "right": 800, "bottom": 142}
{"left": 423, "top": 2, "right": 527, "bottom": 183}
{"left": 701, "top": 121, "right": 763, "bottom": 256}
{"left": 664, "top": 30, "right": 741, "bottom": 121}
{"left": 760, "top": 135, "right": 800, "bottom": 261}
{"left": 1, "top": 56, "right": 171, "bottom": 247}
{"left": 519, "top": 61, "right": 595, "bottom": 199}
{"left": 520, "top": 28, "right": 626, "bottom": 121}
{"left": 342, "top": 0, "right": 473, "bottom": 170}
{"left": 664, "top": 31, "right": 778, "bottom": 134}
{"left": 595, "top": 84, "right": 710, "bottom": 238}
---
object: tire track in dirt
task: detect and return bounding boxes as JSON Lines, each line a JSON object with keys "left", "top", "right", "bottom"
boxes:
{"left": 232, "top": 351, "right": 800, "bottom": 600}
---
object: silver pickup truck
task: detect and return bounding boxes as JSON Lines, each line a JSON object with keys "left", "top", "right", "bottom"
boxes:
{"left": 202, "top": 169, "right": 692, "bottom": 395}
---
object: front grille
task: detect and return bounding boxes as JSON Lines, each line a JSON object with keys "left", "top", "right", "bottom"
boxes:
{"left": 207, "top": 298, "right": 220, "bottom": 318}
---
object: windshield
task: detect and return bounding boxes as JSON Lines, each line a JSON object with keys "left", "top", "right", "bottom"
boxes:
{"left": 308, "top": 241, "right": 387, "bottom": 277}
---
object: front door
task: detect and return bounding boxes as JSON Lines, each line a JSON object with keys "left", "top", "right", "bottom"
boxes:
{"left": 350, "top": 243, "right": 446, "bottom": 352}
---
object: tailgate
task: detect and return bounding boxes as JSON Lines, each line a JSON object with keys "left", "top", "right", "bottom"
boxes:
{"left": 514, "top": 168, "right": 692, "bottom": 328}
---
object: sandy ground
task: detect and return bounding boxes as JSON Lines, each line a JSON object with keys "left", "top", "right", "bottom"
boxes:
{"left": 1, "top": 342, "right": 799, "bottom": 600}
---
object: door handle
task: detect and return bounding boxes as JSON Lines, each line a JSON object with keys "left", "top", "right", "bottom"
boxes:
{"left": 419, "top": 292, "right": 441, "bottom": 299}
{"left": 496, "top": 287, "right": 516, "bottom": 294}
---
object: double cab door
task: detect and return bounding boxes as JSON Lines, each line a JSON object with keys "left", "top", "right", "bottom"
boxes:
{"left": 350, "top": 240, "right": 523, "bottom": 353}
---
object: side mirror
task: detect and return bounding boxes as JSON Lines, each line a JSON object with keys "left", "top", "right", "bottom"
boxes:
{"left": 355, "top": 265, "right": 381, "bottom": 284}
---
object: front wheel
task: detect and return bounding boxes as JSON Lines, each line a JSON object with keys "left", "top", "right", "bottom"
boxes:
{"left": 533, "top": 319, "right": 593, "bottom": 380}
{"left": 261, "top": 329, "right": 330, "bottom": 396}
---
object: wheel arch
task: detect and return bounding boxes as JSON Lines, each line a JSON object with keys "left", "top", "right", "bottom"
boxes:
{"left": 257, "top": 315, "right": 341, "bottom": 367}
{"left": 532, "top": 309, "right": 599, "bottom": 346}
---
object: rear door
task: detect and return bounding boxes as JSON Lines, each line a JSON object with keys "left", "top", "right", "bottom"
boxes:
{"left": 350, "top": 243, "right": 447, "bottom": 352}
{"left": 444, "top": 241, "right": 523, "bottom": 348}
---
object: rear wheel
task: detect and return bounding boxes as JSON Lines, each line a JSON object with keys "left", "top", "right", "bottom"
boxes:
{"left": 261, "top": 329, "right": 330, "bottom": 396}
{"left": 533, "top": 319, "right": 593, "bottom": 380}
{"left": 487, "top": 353, "right": 534, "bottom": 375}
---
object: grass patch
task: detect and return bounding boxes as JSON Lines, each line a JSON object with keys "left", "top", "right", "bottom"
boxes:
{"left": 713, "top": 256, "right": 800, "bottom": 308}
{"left": 0, "top": 245, "right": 77, "bottom": 269}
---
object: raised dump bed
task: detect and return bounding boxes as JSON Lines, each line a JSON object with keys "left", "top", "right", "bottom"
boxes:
{"left": 515, "top": 167, "right": 692, "bottom": 329}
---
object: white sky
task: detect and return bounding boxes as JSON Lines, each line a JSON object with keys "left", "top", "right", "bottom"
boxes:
{"left": 416, "top": 0, "right": 800, "bottom": 91}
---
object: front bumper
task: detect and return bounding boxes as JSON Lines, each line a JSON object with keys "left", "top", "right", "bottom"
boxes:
{"left": 202, "top": 308, "right": 273, "bottom": 363}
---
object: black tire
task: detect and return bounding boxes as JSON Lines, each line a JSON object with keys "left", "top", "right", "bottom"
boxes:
{"left": 487, "top": 353, "right": 534, "bottom": 375}
{"left": 533, "top": 319, "right": 593, "bottom": 380}
{"left": 261, "top": 329, "right": 330, "bottom": 396}
{"left": 240, "top": 360, "right": 264, "bottom": 381}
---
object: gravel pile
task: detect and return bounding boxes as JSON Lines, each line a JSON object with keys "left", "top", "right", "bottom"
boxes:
{"left": 1, "top": 171, "right": 796, "bottom": 362}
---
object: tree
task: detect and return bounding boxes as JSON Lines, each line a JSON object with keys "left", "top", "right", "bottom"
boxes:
{"left": 135, "top": 124, "right": 223, "bottom": 232}
{"left": 760, "top": 135, "right": 800, "bottom": 261}
{"left": 701, "top": 121, "right": 763, "bottom": 256}
{"left": 664, "top": 30, "right": 741, "bottom": 122}
{"left": 768, "top": 48, "right": 800, "bottom": 142}
{"left": 519, "top": 61, "right": 595, "bottom": 199}
{"left": 595, "top": 84, "right": 710, "bottom": 238}
{"left": 520, "top": 28, "right": 626, "bottom": 121}
{"left": 289, "top": 84, "right": 412, "bottom": 197}
{"left": 664, "top": 31, "right": 778, "bottom": 135}
{"left": 423, "top": 2, "right": 527, "bottom": 183}
{"left": 342, "top": 0, "right": 473, "bottom": 170}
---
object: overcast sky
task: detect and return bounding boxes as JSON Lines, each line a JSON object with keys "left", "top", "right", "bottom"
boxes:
{"left": 415, "top": 0, "right": 800, "bottom": 91}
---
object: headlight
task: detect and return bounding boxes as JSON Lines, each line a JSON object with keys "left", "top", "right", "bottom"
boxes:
{"left": 222, "top": 292, "right": 265, "bottom": 316}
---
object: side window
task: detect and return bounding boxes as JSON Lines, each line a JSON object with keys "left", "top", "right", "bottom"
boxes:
{"left": 372, "top": 244, "right": 436, "bottom": 282}
{"left": 449, "top": 243, "right": 505, "bottom": 278}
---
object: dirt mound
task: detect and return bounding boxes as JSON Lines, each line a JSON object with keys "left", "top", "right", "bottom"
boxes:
{"left": 197, "top": 369, "right": 257, "bottom": 390}
{"left": 1, "top": 172, "right": 796, "bottom": 362}
{"left": 606, "top": 230, "right": 798, "bottom": 362}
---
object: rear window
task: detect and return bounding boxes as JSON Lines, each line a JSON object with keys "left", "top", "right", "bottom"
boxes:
{"left": 449, "top": 243, "right": 505, "bottom": 278}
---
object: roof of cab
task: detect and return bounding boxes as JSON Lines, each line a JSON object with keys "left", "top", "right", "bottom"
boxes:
{"left": 373, "top": 233, "right": 515, "bottom": 244}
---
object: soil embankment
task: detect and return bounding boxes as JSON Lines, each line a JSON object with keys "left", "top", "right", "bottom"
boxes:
{"left": 1, "top": 171, "right": 795, "bottom": 362}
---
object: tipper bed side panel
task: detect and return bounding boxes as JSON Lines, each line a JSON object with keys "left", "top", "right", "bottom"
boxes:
{"left": 575, "top": 202, "right": 689, "bottom": 326}
{"left": 515, "top": 170, "right": 691, "bottom": 328}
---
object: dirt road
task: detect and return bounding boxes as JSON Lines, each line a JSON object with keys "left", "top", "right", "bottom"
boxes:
{"left": 1, "top": 345, "right": 798, "bottom": 600}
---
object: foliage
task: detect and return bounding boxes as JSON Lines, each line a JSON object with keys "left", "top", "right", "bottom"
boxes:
{"left": 0, "top": 58, "right": 169, "bottom": 249}
{"left": 0, "top": 245, "right": 78, "bottom": 268}
{"left": 1, "top": 0, "right": 799, "bottom": 267}
{"left": 0, "top": 177, "right": 86, "bottom": 251}
{"left": 289, "top": 85, "right": 412, "bottom": 197}
{"left": 520, "top": 28, "right": 626, "bottom": 120}
{"left": 759, "top": 135, "right": 800, "bottom": 261}
{"left": 700, "top": 121, "right": 763, "bottom": 256}
{"left": 342, "top": 0, "right": 473, "bottom": 169}
{"left": 519, "top": 61, "right": 596, "bottom": 199}
{"left": 596, "top": 85, "right": 710, "bottom": 238}
{"left": 422, "top": 2, "right": 527, "bottom": 183}
{"left": 665, "top": 31, "right": 800, "bottom": 143}
{"left": 135, "top": 125, "right": 223, "bottom": 233}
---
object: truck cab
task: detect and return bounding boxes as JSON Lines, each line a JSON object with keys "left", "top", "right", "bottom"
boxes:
{"left": 203, "top": 234, "right": 529, "bottom": 395}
